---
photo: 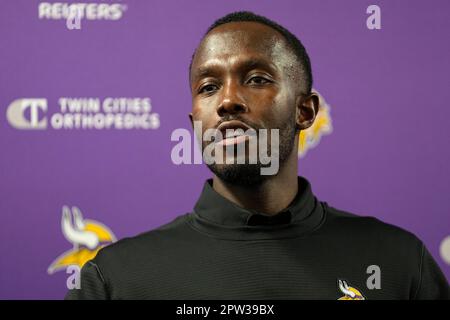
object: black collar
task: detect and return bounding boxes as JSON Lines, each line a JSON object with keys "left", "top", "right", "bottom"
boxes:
{"left": 188, "top": 176, "right": 325, "bottom": 240}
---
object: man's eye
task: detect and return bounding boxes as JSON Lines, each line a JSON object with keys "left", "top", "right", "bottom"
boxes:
{"left": 199, "top": 84, "right": 218, "bottom": 94}
{"left": 247, "top": 76, "right": 270, "bottom": 85}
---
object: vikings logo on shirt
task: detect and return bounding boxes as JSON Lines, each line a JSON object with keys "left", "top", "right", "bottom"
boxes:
{"left": 337, "top": 279, "right": 366, "bottom": 300}
{"left": 298, "top": 89, "right": 333, "bottom": 158}
{"left": 47, "top": 206, "right": 116, "bottom": 274}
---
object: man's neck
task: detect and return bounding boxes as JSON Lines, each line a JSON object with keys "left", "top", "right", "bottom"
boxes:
{"left": 212, "top": 153, "right": 299, "bottom": 216}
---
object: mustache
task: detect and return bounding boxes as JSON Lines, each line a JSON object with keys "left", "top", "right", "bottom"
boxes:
{"left": 215, "top": 115, "right": 263, "bottom": 131}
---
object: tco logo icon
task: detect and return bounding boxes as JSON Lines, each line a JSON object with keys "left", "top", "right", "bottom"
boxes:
{"left": 6, "top": 98, "right": 48, "bottom": 129}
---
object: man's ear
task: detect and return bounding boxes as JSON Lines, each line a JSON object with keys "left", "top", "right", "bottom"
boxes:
{"left": 189, "top": 112, "right": 194, "bottom": 129}
{"left": 296, "top": 92, "right": 319, "bottom": 131}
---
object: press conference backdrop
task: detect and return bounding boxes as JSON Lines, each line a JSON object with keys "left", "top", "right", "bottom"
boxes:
{"left": 0, "top": 0, "right": 449, "bottom": 299}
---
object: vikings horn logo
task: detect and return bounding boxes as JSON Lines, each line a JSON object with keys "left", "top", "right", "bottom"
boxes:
{"left": 298, "top": 89, "right": 333, "bottom": 158}
{"left": 337, "top": 279, "right": 366, "bottom": 300}
{"left": 47, "top": 206, "right": 116, "bottom": 274}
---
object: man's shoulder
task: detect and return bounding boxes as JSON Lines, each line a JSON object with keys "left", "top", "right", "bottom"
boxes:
{"left": 92, "top": 213, "right": 193, "bottom": 265}
{"left": 321, "top": 202, "right": 423, "bottom": 248}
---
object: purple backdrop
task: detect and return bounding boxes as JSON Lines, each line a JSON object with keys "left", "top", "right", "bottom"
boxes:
{"left": 0, "top": 0, "right": 449, "bottom": 299}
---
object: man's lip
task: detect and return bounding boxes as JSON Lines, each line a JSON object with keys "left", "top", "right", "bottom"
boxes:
{"left": 215, "top": 134, "right": 250, "bottom": 147}
{"left": 216, "top": 120, "right": 253, "bottom": 135}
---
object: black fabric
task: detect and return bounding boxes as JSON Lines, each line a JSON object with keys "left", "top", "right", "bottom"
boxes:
{"left": 66, "top": 176, "right": 449, "bottom": 300}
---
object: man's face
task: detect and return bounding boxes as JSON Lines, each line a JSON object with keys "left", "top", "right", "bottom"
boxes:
{"left": 190, "top": 21, "right": 303, "bottom": 185}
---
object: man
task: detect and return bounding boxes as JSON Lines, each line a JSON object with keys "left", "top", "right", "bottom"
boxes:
{"left": 66, "top": 11, "right": 449, "bottom": 300}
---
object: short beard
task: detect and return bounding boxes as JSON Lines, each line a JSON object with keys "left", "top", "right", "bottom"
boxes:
{"left": 205, "top": 118, "right": 297, "bottom": 187}
{"left": 209, "top": 162, "right": 264, "bottom": 186}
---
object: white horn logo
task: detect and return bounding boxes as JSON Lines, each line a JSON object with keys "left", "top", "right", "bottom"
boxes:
{"left": 48, "top": 206, "right": 116, "bottom": 274}
{"left": 62, "top": 206, "right": 99, "bottom": 250}
{"left": 337, "top": 279, "right": 365, "bottom": 300}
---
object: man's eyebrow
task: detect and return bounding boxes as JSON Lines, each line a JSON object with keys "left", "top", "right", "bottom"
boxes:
{"left": 191, "top": 58, "right": 278, "bottom": 82}
{"left": 239, "top": 58, "right": 277, "bottom": 73}
{"left": 192, "top": 66, "right": 217, "bottom": 80}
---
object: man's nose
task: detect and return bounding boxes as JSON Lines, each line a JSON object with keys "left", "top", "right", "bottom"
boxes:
{"left": 216, "top": 82, "right": 248, "bottom": 117}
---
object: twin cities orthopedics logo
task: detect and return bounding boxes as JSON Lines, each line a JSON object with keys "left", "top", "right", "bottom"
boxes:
{"left": 6, "top": 97, "right": 160, "bottom": 130}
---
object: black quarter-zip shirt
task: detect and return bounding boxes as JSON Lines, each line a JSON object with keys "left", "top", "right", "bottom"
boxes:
{"left": 66, "top": 176, "right": 449, "bottom": 300}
